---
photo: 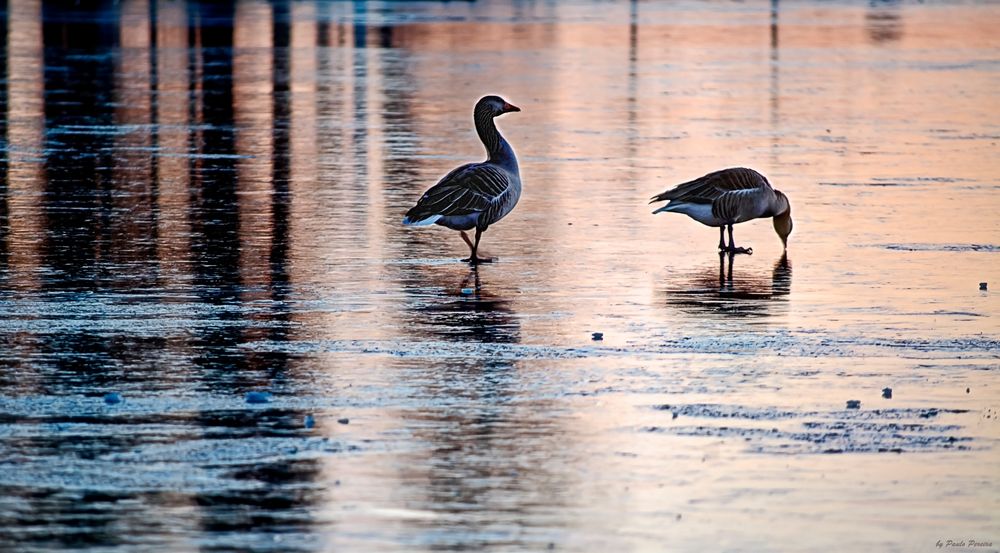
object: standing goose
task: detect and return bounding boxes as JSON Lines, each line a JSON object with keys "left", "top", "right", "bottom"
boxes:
{"left": 402, "top": 95, "right": 522, "bottom": 264}
{"left": 649, "top": 167, "right": 793, "bottom": 254}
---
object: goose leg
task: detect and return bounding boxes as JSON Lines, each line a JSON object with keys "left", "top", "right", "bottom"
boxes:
{"left": 461, "top": 228, "right": 493, "bottom": 264}
{"left": 460, "top": 231, "right": 474, "bottom": 254}
{"left": 718, "top": 227, "right": 727, "bottom": 251}
{"left": 727, "top": 224, "right": 753, "bottom": 255}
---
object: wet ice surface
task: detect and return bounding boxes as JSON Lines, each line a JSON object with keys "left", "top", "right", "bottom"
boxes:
{"left": 1, "top": 0, "right": 999, "bottom": 551}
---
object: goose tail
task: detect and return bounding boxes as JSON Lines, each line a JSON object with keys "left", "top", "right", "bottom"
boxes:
{"left": 649, "top": 191, "right": 672, "bottom": 204}
{"left": 402, "top": 213, "right": 442, "bottom": 226}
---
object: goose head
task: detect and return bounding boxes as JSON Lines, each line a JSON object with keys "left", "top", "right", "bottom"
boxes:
{"left": 476, "top": 95, "right": 521, "bottom": 118}
{"left": 772, "top": 191, "right": 793, "bottom": 249}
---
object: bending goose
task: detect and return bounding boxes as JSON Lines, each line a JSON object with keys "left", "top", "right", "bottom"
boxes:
{"left": 649, "top": 167, "right": 792, "bottom": 254}
{"left": 402, "top": 95, "right": 522, "bottom": 264}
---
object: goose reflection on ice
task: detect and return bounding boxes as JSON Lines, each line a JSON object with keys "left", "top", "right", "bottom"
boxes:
{"left": 394, "top": 267, "right": 574, "bottom": 552}
{"left": 866, "top": 0, "right": 904, "bottom": 44}
{"left": 401, "top": 266, "right": 520, "bottom": 344}
{"left": 662, "top": 253, "right": 792, "bottom": 318}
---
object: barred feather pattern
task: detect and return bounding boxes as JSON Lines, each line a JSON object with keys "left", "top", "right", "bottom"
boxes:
{"left": 710, "top": 187, "right": 771, "bottom": 223}
{"left": 650, "top": 167, "right": 769, "bottom": 204}
{"left": 404, "top": 163, "right": 519, "bottom": 231}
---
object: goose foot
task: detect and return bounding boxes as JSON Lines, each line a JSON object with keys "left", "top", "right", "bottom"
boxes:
{"left": 722, "top": 225, "right": 752, "bottom": 255}
{"left": 459, "top": 231, "right": 493, "bottom": 264}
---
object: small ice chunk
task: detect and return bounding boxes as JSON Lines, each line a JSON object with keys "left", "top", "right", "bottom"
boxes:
{"left": 592, "top": 332, "right": 604, "bottom": 341}
{"left": 881, "top": 387, "right": 892, "bottom": 399}
{"left": 460, "top": 288, "right": 474, "bottom": 296}
{"left": 304, "top": 415, "right": 315, "bottom": 429}
{"left": 245, "top": 391, "right": 272, "bottom": 404}
{"left": 846, "top": 400, "right": 861, "bottom": 409}
{"left": 103, "top": 393, "right": 123, "bottom": 405}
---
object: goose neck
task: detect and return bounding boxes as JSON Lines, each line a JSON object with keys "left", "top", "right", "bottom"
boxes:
{"left": 475, "top": 112, "right": 515, "bottom": 166}
{"left": 771, "top": 190, "right": 791, "bottom": 217}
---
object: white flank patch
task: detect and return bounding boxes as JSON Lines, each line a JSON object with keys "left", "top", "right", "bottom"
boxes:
{"left": 402, "top": 214, "right": 442, "bottom": 226}
{"left": 654, "top": 202, "right": 722, "bottom": 226}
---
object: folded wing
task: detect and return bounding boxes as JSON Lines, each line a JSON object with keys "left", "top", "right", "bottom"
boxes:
{"left": 710, "top": 186, "right": 775, "bottom": 223}
{"left": 649, "top": 167, "right": 771, "bottom": 205}
{"left": 403, "top": 163, "right": 512, "bottom": 227}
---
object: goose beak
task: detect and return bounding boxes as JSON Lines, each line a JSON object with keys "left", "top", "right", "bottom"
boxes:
{"left": 503, "top": 102, "right": 521, "bottom": 113}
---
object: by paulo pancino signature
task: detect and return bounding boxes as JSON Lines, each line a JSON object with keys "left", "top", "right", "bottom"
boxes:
{"left": 936, "top": 539, "right": 994, "bottom": 549}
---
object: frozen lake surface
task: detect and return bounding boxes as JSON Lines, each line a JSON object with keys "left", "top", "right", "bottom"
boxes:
{"left": 0, "top": 0, "right": 998, "bottom": 551}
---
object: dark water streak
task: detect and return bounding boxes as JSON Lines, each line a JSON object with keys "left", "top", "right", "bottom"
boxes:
{"left": 0, "top": 3, "right": 319, "bottom": 550}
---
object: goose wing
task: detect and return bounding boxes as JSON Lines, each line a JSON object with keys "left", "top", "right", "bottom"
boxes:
{"left": 710, "top": 185, "right": 776, "bottom": 223}
{"left": 404, "top": 163, "right": 512, "bottom": 224}
{"left": 650, "top": 167, "right": 771, "bottom": 205}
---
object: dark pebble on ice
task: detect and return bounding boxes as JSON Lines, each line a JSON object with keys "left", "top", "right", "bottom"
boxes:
{"left": 592, "top": 332, "right": 604, "bottom": 341}
{"left": 846, "top": 400, "right": 861, "bottom": 409}
{"left": 966, "top": 387, "right": 970, "bottom": 394}
{"left": 245, "top": 391, "right": 272, "bottom": 404}
{"left": 882, "top": 387, "right": 892, "bottom": 399}
{"left": 103, "top": 393, "right": 123, "bottom": 405}
{"left": 979, "top": 282, "right": 987, "bottom": 290}
{"left": 304, "top": 415, "right": 315, "bottom": 429}
{"left": 337, "top": 418, "right": 350, "bottom": 425}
